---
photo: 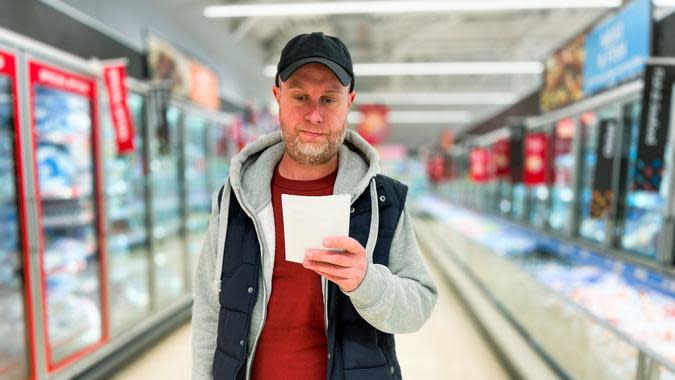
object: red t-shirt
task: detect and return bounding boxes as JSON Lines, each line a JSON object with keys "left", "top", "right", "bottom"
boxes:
{"left": 251, "top": 165, "right": 338, "bottom": 380}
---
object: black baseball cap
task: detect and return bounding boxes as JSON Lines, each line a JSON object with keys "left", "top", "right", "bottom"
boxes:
{"left": 276, "top": 32, "right": 354, "bottom": 91}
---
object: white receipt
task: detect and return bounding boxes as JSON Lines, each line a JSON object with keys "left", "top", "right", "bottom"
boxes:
{"left": 281, "top": 193, "right": 350, "bottom": 264}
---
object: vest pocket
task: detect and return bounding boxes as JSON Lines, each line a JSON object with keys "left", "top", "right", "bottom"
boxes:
{"left": 217, "top": 307, "right": 248, "bottom": 360}
{"left": 340, "top": 321, "right": 388, "bottom": 370}
{"left": 222, "top": 223, "right": 258, "bottom": 276}
{"left": 343, "top": 365, "right": 394, "bottom": 379}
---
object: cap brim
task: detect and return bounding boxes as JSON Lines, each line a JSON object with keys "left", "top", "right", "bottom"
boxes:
{"left": 279, "top": 57, "right": 352, "bottom": 87}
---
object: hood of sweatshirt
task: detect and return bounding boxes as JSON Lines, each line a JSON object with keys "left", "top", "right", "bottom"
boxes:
{"left": 227, "top": 129, "right": 380, "bottom": 211}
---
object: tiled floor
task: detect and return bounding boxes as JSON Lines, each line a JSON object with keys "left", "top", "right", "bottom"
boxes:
{"left": 111, "top": 246, "right": 508, "bottom": 380}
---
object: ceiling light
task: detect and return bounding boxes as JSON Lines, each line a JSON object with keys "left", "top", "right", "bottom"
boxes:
{"left": 348, "top": 110, "right": 473, "bottom": 124}
{"left": 355, "top": 92, "right": 519, "bottom": 105}
{"left": 204, "top": 1, "right": 621, "bottom": 18}
{"left": 654, "top": 0, "right": 675, "bottom": 6}
{"left": 264, "top": 61, "right": 544, "bottom": 77}
{"left": 355, "top": 62, "right": 544, "bottom": 76}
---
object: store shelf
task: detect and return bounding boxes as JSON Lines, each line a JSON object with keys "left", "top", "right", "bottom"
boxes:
{"left": 107, "top": 231, "right": 147, "bottom": 253}
{"left": 42, "top": 210, "right": 94, "bottom": 228}
{"left": 152, "top": 221, "right": 181, "bottom": 241}
{"left": 40, "top": 188, "right": 93, "bottom": 202}
{"left": 107, "top": 204, "right": 145, "bottom": 222}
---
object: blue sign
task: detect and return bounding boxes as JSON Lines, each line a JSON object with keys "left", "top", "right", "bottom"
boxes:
{"left": 583, "top": 0, "right": 652, "bottom": 95}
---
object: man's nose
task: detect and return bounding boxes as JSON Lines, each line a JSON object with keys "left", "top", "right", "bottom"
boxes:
{"left": 305, "top": 103, "right": 323, "bottom": 124}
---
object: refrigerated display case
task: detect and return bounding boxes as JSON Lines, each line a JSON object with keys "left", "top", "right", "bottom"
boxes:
{"left": 28, "top": 60, "right": 106, "bottom": 369}
{"left": 208, "top": 121, "right": 232, "bottom": 193}
{"left": 0, "top": 49, "right": 31, "bottom": 380}
{"left": 549, "top": 118, "right": 577, "bottom": 233}
{"left": 183, "top": 112, "right": 210, "bottom": 274}
{"left": 149, "top": 103, "right": 186, "bottom": 308}
{"left": 102, "top": 89, "right": 151, "bottom": 335}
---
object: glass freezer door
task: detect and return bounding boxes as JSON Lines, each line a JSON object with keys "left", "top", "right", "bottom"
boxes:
{"left": 183, "top": 113, "right": 210, "bottom": 274}
{"left": 577, "top": 107, "right": 619, "bottom": 244}
{"left": 549, "top": 118, "right": 577, "bottom": 232}
{"left": 104, "top": 92, "right": 151, "bottom": 335}
{"left": 0, "top": 50, "right": 31, "bottom": 380}
{"left": 29, "top": 61, "right": 106, "bottom": 370}
{"left": 150, "top": 105, "right": 185, "bottom": 307}
{"left": 208, "top": 121, "right": 231, "bottom": 193}
{"left": 618, "top": 101, "right": 667, "bottom": 258}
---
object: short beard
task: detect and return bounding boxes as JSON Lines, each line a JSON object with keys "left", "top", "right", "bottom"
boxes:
{"left": 280, "top": 123, "right": 347, "bottom": 165}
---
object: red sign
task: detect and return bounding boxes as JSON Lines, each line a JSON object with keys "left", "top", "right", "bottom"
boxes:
{"left": 0, "top": 51, "right": 15, "bottom": 76}
{"left": 493, "top": 138, "right": 511, "bottom": 178}
{"left": 426, "top": 153, "right": 445, "bottom": 184}
{"left": 524, "top": 133, "right": 549, "bottom": 186}
{"left": 103, "top": 65, "right": 135, "bottom": 154}
{"left": 189, "top": 61, "right": 219, "bottom": 111}
{"left": 357, "top": 104, "right": 390, "bottom": 145}
{"left": 470, "top": 148, "right": 493, "bottom": 183}
{"left": 553, "top": 118, "right": 576, "bottom": 186}
{"left": 29, "top": 61, "right": 92, "bottom": 97}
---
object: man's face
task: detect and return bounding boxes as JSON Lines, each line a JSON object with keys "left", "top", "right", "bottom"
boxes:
{"left": 273, "top": 63, "right": 356, "bottom": 165}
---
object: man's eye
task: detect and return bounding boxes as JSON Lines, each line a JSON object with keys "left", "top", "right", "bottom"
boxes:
{"left": 294, "top": 96, "right": 306, "bottom": 101}
{"left": 321, "top": 97, "right": 336, "bottom": 104}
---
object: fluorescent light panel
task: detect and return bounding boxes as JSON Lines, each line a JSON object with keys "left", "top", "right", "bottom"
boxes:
{"left": 348, "top": 110, "right": 473, "bottom": 124}
{"left": 264, "top": 61, "right": 544, "bottom": 77}
{"left": 205, "top": 1, "right": 621, "bottom": 18}
{"left": 355, "top": 92, "right": 519, "bottom": 105}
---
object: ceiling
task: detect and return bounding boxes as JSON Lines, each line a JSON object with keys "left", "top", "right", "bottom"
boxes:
{"left": 148, "top": 0, "right": 617, "bottom": 147}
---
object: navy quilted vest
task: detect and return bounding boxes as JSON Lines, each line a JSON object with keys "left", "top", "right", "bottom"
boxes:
{"left": 212, "top": 174, "right": 408, "bottom": 380}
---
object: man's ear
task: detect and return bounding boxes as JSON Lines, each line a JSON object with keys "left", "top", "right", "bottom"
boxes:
{"left": 273, "top": 86, "right": 281, "bottom": 104}
{"left": 347, "top": 90, "right": 356, "bottom": 108}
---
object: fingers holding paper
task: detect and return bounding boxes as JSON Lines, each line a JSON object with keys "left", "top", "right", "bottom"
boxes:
{"left": 303, "top": 236, "right": 367, "bottom": 292}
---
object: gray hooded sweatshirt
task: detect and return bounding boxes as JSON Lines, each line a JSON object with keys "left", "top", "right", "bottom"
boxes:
{"left": 192, "top": 130, "right": 437, "bottom": 380}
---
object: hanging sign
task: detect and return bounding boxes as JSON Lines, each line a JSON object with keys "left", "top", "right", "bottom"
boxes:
{"left": 103, "top": 64, "right": 135, "bottom": 154}
{"left": 583, "top": 0, "right": 652, "bottom": 95}
{"left": 540, "top": 35, "right": 586, "bottom": 112}
{"left": 553, "top": 118, "right": 576, "bottom": 185}
{"left": 633, "top": 61, "right": 675, "bottom": 192}
{"left": 0, "top": 51, "right": 15, "bottom": 76}
{"left": 523, "top": 133, "right": 549, "bottom": 186}
{"left": 493, "top": 138, "right": 511, "bottom": 179}
{"left": 590, "top": 118, "right": 618, "bottom": 218}
{"left": 510, "top": 126, "right": 525, "bottom": 183}
{"left": 189, "top": 61, "right": 219, "bottom": 110}
{"left": 357, "top": 104, "right": 390, "bottom": 145}
{"left": 470, "top": 148, "right": 492, "bottom": 183}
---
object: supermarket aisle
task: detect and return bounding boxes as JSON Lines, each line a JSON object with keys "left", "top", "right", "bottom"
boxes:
{"left": 111, "top": 323, "right": 192, "bottom": 380}
{"left": 393, "top": 246, "right": 510, "bottom": 379}
{"left": 111, "top": 231, "right": 508, "bottom": 380}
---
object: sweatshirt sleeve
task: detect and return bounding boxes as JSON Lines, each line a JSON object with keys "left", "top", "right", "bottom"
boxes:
{"left": 191, "top": 192, "right": 221, "bottom": 380}
{"left": 343, "top": 205, "right": 438, "bottom": 334}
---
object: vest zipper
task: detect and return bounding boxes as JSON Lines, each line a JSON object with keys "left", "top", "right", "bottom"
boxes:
{"left": 233, "top": 189, "right": 269, "bottom": 380}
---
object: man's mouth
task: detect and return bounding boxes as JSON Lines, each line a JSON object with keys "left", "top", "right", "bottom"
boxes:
{"left": 301, "top": 130, "right": 323, "bottom": 138}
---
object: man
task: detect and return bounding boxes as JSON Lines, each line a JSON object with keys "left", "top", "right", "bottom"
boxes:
{"left": 192, "top": 32, "right": 437, "bottom": 380}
